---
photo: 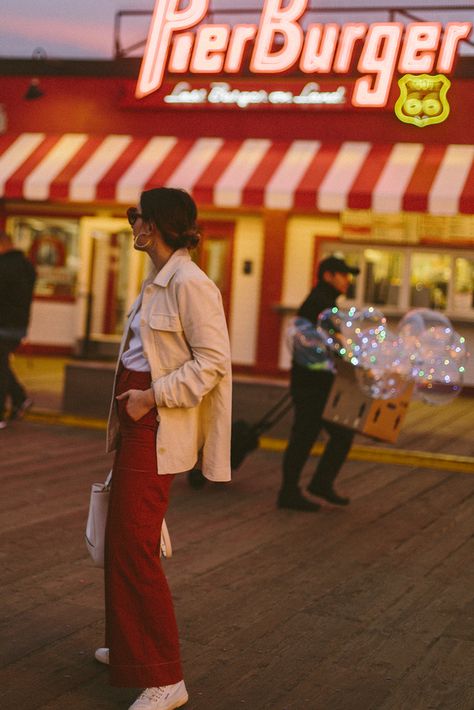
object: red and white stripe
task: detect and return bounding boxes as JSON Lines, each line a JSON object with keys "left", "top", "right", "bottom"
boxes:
{"left": 0, "top": 133, "right": 473, "bottom": 215}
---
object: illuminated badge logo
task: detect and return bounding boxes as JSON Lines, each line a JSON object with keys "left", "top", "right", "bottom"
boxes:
{"left": 395, "top": 74, "right": 451, "bottom": 127}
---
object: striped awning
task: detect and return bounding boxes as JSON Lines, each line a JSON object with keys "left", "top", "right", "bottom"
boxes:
{"left": 0, "top": 133, "right": 473, "bottom": 215}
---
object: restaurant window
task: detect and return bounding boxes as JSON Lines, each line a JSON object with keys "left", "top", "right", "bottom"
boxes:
{"left": 8, "top": 216, "right": 79, "bottom": 299}
{"left": 319, "top": 240, "right": 474, "bottom": 320}
{"left": 453, "top": 256, "right": 474, "bottom": 312}
{"left": 363, "top": 249, "right": 403, "bottom": 307}
{"left": 410, "top": 253, "right": 451, "bottom": 310}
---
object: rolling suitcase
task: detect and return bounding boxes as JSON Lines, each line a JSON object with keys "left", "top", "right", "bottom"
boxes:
{"left": 187, "top": 391, "right": 293, "bottom": 488}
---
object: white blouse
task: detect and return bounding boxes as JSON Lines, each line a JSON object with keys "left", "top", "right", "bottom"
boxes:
{"left": 121, "top": 308, "right": 151, "bottom": 372}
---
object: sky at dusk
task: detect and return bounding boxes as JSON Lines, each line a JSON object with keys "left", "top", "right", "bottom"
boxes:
{"left": 1, "top": 0, "right": 473, "bottom": 59}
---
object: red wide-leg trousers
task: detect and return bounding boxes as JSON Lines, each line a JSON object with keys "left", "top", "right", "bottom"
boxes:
{"left": 104, "top": 367, "right": 183, "bottom": 687}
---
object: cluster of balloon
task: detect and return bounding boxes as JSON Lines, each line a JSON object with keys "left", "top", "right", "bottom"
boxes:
{"left": 289, "top": 307, "right": 469, "bottom": 405}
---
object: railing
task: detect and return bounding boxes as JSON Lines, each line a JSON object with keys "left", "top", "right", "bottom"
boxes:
{"left": 114, "top": 4, "right": 474, "bottom": 58}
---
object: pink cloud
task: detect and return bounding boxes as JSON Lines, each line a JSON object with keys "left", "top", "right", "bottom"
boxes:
{"left": 2, "top": 13, "right": 114, "bottom": 55}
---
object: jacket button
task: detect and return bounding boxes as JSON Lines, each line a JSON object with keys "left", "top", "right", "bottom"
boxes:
{"left": 158, "top": 447, "right": 166, "bottom": 454}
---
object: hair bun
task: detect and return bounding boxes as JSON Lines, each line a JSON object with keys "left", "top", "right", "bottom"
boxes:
{"left": 181, "top": 227, "right": 200, "bottom": 238}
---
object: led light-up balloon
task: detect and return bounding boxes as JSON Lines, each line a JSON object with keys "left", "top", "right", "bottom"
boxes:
{"left": 356, "top": 328, "right": 412, "bottom": 399}
{"left": 288, "top": 317, "right": 329, "bottom": 368}
{"left": 316, "top": 307, "right": 346, "bottom": 355}
{"left": 398, "top": 308, "right": 453, "bottom": 355}
{"left": 356, "top": 367, "right": 408, "bottom": 400}
{"left": 412, "top": 354, "right": 464, "bottom": 405}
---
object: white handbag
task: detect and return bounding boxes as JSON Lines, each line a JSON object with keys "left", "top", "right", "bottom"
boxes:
{"left": 85, "top": 471, "right": 172, "bottom": 567}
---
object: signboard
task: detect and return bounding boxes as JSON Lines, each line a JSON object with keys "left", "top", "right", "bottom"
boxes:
{"left": 136, "top": 0, "right": 472, "bottom": 117}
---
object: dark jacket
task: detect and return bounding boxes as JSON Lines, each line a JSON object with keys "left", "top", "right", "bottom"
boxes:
{"left": 297, "top": 279, "right": 341, "bottom": 325}
{"left": 291, "top": 279, "right": 341, "bottom": 389}
{"left": 0, "top": 250, "right": 36, "bottom": 331}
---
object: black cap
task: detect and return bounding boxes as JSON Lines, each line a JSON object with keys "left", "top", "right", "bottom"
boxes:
{"left": 317, "top": 256, "right": 360, "bottom": 280}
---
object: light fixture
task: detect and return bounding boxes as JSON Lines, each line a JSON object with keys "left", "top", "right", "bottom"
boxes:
{"left": 24, "top": 47, "right": 47, "bottom": 101}
{"left": 24, "top": 78, "right": 44, "bottom": 100}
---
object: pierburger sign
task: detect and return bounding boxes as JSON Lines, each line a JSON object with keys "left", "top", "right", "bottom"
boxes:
{"left": 135, "top": 0, "right": 472, "bottom": 126}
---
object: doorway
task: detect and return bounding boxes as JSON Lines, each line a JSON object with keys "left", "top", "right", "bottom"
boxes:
{"left": 194, "top": 220, "right": 234, "bottom": 320}
{"left": 77, "top": 217, "right": 145, "bottom": 357}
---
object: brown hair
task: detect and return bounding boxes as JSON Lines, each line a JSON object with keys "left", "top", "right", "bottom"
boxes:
{"left": 140, "top": 187, "right": 200, "bottom": 250}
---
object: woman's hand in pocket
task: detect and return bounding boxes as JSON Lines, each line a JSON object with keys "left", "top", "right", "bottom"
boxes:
{"left": 116, "top": 388, "right": 155, "bottom": 421}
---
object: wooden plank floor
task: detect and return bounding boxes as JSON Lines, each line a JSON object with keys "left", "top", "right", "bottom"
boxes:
{"left": 1, "top": 396, "right": 474, "bottom": 710}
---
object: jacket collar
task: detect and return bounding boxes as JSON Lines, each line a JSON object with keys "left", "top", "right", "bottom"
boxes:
{"left": 150, "top": 248, "right": 191, "bottom": 287}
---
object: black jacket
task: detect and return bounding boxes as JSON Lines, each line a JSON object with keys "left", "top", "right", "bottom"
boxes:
{"left": 297, "top": 280, "right": 341, "bottom": 325}
{"left": 291, "top": 280, "right": 341, "bottom": 389}
{"left": 0, "top": 250, "right": 36, "bottom": 330}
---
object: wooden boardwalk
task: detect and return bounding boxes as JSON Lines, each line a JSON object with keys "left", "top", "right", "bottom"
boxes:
{"left": 1, "top": 396, "right": 474, "bottom": 710}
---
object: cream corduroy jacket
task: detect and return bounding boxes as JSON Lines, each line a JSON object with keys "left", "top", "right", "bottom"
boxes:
{"left": 106, "top": 249, "right": 232, "bottom": 482}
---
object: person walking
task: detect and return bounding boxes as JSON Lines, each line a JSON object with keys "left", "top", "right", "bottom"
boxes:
{"left": 98, "top": 188, "right": 232, "bottom": 710}
{"left": 278, "top": 256, "right": 360, "bottom": 512}
{"left": 0, "top": 231, "right": 36, "bottom": 429}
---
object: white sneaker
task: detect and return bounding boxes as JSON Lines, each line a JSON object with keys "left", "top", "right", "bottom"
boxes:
{"left": 128, "top": 681, "right": 188, "bottom": 710}
{"left": 160, "top": 519, "right": 172, "bottom": 559}
{"left": 94, "top": 647, "right": 109, "bottom": 665}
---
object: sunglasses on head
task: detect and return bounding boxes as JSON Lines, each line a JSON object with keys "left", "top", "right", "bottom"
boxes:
{"left": 127, "top": 207, "right": 143, "bottom": 226}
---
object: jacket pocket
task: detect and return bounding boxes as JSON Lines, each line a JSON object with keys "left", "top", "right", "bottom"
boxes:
{"left": 149, "top": 313, "right": 183, "bottom": 332}
{"left": 147, "top": 313, "right": 189, "bottom": 371}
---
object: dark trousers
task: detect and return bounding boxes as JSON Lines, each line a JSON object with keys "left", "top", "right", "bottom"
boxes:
{"left": 0, "top": 338, "right": 26, "bottom": 420}
{"left": 104, "top": 367, "right": 183, "bottom": 688}
{"left": 282, "top": 370, "right": 354, "bottom": 493}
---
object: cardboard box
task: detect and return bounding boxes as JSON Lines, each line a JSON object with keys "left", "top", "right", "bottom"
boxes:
{"left": 322, "top": 360, "right": 413, "bottom": 444}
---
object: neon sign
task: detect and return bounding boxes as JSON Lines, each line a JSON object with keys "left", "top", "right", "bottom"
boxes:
{"left": 164, "top": 80, "right": 346, "bottom": 108}
{"left": 395, "top": 74, "right": 451, "bottom": 127}
{"left": 136, "top": 0, "right": 472, "bottom": 109}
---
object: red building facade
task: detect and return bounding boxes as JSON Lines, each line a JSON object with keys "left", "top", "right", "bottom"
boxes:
{"left": 0, "top": 32, "right": 473, "bottom": 378}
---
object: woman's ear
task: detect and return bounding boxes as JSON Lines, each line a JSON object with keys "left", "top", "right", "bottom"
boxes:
{"left": 141, "top": 220, "right": 155, "bottom": 236}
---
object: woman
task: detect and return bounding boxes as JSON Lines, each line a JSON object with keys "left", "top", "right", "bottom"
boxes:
{"left": 99, "top": 188, "right": 232, "bottom": 710}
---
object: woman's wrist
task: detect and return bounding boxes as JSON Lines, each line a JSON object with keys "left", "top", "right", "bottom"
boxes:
{"left": 144, "top": 387, "right": 155, "bottom": 408}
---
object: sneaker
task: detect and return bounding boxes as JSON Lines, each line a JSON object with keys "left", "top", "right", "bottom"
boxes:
{"left": 94, "top": 647, "right": 109, "bottom": 665}
{"left": 129, "top": 681, "right": 188, "bottom": 710}
{"left": 277, "top": 489, "right": 320, "bottom": 512}
{"left": 10, "top": 397, "right": 33, "bottom": 421}
{"left": 0, "top": 420, "right": 7, "bottom": 430}
{"left": 160, "top": 519, "right": 172, "bottom": 559}
{"left": 307, "top": 484, "right": 350, "bottom": 506}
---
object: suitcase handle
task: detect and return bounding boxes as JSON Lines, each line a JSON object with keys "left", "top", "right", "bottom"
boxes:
{"left": 252, "top": 391, "right": 293, "bottom": 435}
